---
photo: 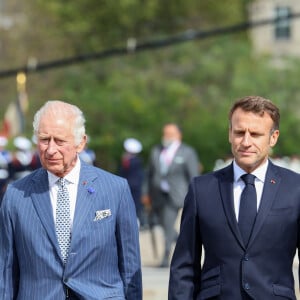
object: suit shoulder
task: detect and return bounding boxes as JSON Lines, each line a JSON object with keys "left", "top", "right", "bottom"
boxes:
{"left": 192, "top": 164, "right": 231, "bottom": 182}
{"left": 272, "top": 163, "right": 300, "bottom": 179}
{"left": 192, "top": 170, "right": 219, "bottom": 184}
{"left": 10, "top": 168, "right": 45, "bottom": 188}
{"left": 180, "top": 143, "right": 196, "bottom": 152}
{"left": 150, "top": 144, "right": 162, "bottom": 154}
{"left": 179, "top": 143, "right": 199, "bottom": 160}
{"left": 84, "top": 163, "right": 127, "bottom": 184}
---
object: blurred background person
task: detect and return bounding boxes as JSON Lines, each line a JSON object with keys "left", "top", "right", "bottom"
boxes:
{"left": 79, "top": 135, "right": 96, "bottom": 165}
{"left": 143, "top": 123, "right": 201, "bottom": 267}
{"left": 119, "top": 137, "right": 146, "bottom": 229}
{"left": 0, "top": 136, "right": 11, "bottom": 203}
{"left": 8, "top": 135, "right": 40, "bottom": 181}
{"left": 31, "top": 134, "right": 43, "bottom": 169}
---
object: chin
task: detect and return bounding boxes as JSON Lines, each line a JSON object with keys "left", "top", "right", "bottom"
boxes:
{"left": 237, "top": 159, "right": 255, "bottom": 170}
{"left": 48, "top": 167, "right": 63, "bottom": 176}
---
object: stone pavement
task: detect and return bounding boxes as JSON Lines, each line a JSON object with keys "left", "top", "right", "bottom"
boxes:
{"left": 140, "top": 225, "right": 300, "bottom": 300}
{"left": 140, "top": 226, "right": 169, "bottom": 300}
{"left": 143, "top": 266, "right": 169, "bottom": 300}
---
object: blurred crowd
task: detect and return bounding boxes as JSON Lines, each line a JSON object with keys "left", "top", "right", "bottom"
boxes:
{"left": 0, "top": 135, "right": 41, "bottom": 201}
{"left": 213, "top": 155, "right": 300, "bottom": 173}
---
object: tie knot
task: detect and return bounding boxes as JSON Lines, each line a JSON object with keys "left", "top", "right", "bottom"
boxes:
{"left": 241, "top": 173, "right": 256, "bottom": 185}
{"left": 57, "top": 177, "right": 66, "bottom": 187}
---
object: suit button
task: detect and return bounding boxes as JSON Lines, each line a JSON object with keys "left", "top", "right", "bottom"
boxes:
{"left": 244, "top": 283, "right": 250, "bottom": 290}
{"left": 244, "top": 254, "right": 249, "bottom": 261}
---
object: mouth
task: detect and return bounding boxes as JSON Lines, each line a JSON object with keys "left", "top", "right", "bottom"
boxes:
{"left": 239, "top": 150, "right": 254, "bottom": 156}
{"left": 46, "top": 158, "right": 61, "bottom": 164}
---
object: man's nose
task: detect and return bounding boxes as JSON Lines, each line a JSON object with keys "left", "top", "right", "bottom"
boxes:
{"left": 241, "top": 132, "right": 251, "bottom": 146}
{"left": 46, "top": 139, "right": 57, "bottom": 154}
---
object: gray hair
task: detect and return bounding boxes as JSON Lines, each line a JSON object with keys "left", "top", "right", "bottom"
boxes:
{"left": 33, "top": 100, "right": 86, "bottom": 146}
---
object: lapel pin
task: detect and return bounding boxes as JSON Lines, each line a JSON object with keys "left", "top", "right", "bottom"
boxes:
{"left": 87, "top": 187, "right": 95, "bottom": 194}
{"left": 270, "top": 179, "right": 276, "bottom": 184}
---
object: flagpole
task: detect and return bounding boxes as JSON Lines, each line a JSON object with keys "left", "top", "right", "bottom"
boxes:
{"left": 16, "top": 72, "right": 28, "bottom": 113}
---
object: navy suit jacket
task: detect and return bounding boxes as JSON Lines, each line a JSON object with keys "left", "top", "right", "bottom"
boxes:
{"left": 0, "top": 161, "right": 142, "bottom": 299}
{"left": 169, "top": 161, "right": 300, "bottom": 300}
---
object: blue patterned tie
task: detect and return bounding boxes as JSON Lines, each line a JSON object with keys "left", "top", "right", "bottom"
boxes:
{"left": 56, "top": 177, "right": 71, "bottom": 264}
{"left": 238, "top": 174, "right": 257, "bottom": 246}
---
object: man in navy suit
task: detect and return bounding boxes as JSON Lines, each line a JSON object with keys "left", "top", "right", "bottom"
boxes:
{"left": 168, "top": 96, "right": 300, "bottom": 299}
{"left": 0, "top": 100, "right": 142, "bottom": 299}
{"left": 119, "top": 138, "right": 145, "bottom": 228}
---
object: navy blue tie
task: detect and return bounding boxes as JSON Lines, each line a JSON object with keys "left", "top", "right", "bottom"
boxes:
{"left": 238, "top": 174, "right": 257, "bottom": 246}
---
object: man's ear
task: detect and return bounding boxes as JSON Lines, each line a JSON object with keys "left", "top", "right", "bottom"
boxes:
{"left": 270, "top": 130, "right": 279, "bottom": 147}
{"left": 77, "top": 135, "right": 87, "bottom": 153}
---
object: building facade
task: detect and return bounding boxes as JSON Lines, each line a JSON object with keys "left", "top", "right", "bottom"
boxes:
{"left": 248, "top": 0, "right": 300, "bottom": 57}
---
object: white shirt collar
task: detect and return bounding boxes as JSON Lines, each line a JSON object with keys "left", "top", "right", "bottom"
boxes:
{"left": 233, "top": 159, "right": 268, "bottom": 183}
{"left": 48, "top": 157, "right": 81, "bottom": 187}
{"left": 165, "top": 140, "right": 181, "bottom": 151}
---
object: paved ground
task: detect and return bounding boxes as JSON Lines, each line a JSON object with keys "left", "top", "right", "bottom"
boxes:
{"left": 143, "top": 266, "right": 169, "bottom": 300}
{"left": 140, "top": 225, "right": 300, "bottom": 300}
{"left": 140, "top": 226, "right": 169, "bottom": 300}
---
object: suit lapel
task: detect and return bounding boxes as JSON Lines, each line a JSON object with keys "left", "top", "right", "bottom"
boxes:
{"left": 247, "top": 162, "right": 281, "bottom": 248}
{"left": 71, "top": 164, "right": 97, "bottom": 244}
{"left": 31, "top": 169, "right": 61, "bottom": 256}
{"left": 31, "top": 164, "right": 99, "bottom": 263}
{"left": 166, "top": 144, "right": 182, "bottom": 173}
{"left": 154, "top": 146, "right": 163, "bottom": 171}
{"left": 218, "top": 164, "right": 245, "bottom": 248}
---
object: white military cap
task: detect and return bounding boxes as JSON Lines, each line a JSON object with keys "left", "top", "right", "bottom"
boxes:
{"left": 123, "top": 138, "right": 142, "bottom": 154}
{"left": 0, "top": 136, "right": 8, "bottom": 147}
{"left": 13, "top": 136, "right": 32, "bottom": 151}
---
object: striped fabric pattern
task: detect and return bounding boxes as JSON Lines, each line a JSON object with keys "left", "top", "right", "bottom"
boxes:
{"left": 0, "top": 161, "right": 142, "bottom": 299}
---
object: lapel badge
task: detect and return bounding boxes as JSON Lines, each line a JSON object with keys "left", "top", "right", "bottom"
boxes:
{"left": 270, "top": 179, "right": 276, "bottom": 184}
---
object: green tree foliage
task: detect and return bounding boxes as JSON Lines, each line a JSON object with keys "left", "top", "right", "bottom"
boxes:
{"left": 34, "top": 0, "right": 244, "bottom": 52}
{"left": 39, "top": 35, "right": 300, "bottom": 172}
{"left": 2, "top": 0, "right": 300, "bottom": 173}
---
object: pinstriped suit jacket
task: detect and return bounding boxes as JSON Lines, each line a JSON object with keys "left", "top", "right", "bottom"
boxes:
{"left": 0, "top": 161, "right": 142, "bottom": 299}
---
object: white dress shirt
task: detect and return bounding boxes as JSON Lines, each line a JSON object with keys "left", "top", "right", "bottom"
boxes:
{"left": 159, "top": 141, "right": 181, "bottom": 173}
{"left": 233, "top": 159, "right": 268, "bottom": 221}
{"left": 48, "top": 158, "right": 81, "bottom": 229}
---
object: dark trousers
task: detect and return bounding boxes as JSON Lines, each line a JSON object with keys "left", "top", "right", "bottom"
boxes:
{"left": 155, "top": 193, "right": 179, "bottom": 263}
